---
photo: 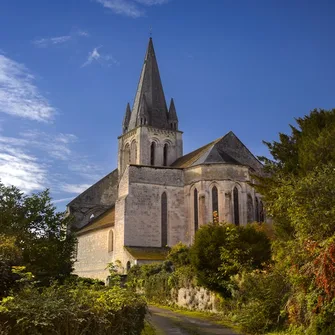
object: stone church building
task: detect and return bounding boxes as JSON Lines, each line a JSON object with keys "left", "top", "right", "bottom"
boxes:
{"left": 67, "top": 38, "right": 264, "bottom": 281}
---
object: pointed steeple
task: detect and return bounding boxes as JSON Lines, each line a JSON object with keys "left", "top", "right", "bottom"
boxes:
{"left": 127, "top": 38, "right": 169, "bottom": 131}
{"left": 168, "top": 98, "right": 178, "bottom": 130}
{"left": 122, "top": 103, "right": 131, "bottom": 133}
{"left": 137, "top": 93, "right": 150, "bottom": 125}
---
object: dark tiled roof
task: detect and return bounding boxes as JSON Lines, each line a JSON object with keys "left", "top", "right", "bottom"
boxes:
{"left": 171, "top": 138, "right": 222, "bottom": 168}
{"left": 68, "top": 168, "right": 119, "bottom": 206}
{"left": 128, "top": 38, "right": 170, "bottom": 131}
{"left": 171, "top": 131, "right": 263, "bottom": 171}
{"left": 76, "top": 206, "right": 115, "bottom": 235}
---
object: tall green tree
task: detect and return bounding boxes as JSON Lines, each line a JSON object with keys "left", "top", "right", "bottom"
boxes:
{"left": 0, "top": 182, "right": 76, "bottom": 288}
{"left": 254, "top": 109, "right": 335, "bottom": 332}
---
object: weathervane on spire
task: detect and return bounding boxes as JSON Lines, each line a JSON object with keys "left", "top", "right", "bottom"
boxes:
{"left": 149, "top": 26, "right": 152, "bottom": 39}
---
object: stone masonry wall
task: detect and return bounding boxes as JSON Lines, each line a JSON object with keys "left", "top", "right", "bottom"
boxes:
{"left": 124, "top": 165, "right": 187, "bottom": 247}
{"left": 174, "top": 287, "right": 219, "bottom": 312}
{"left": 74, "top": 227, "right": 112, "bottom": 282}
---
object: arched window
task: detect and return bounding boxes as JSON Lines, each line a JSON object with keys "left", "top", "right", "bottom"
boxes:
{"left": 161, "top": 192, "right": 168, "bottom": 246}
{"left": 124, "top": 143, "right": 130, "bottom": 170}
{"left": 255, "top": 198, "right": 260, "bottom": 223}
{"left": 247, "top": 194, "right": 254, "bottom": 223}
{"left": 212, "top": 186, "right": 219, "bottom": 222}
{"left": 150, "top": 142, "right": 156, "bottom": 165}
{"left": 131, "top": 141, "right": 137, "bottom": 164}
{"left": 194, "top": 188, "right": 198, "bottom": 233}
{"left": 163, "top": 143, "right": 168, "bottom": 166}
{"left": 260, "top": 200, "right": 264, "bottom": 222}
{"left": 108, "top": 230, "right": 114, "bottom": 252}
{"left": 233, "top": 187, "right": 240, "bottom": 225}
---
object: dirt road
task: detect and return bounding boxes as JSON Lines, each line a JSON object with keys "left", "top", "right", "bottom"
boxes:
{"left": 147, "top": 306, "right": 241, "bottom": 335}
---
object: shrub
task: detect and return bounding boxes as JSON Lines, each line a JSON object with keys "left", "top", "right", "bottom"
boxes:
{"left": 190, "top": 222, "right": 272, "bottom": 296}
{"left": 0, "top": 283, "right": 146, "bottom": 335}
{"left": 232, "top": 268, "right": 290, "bottom": 334}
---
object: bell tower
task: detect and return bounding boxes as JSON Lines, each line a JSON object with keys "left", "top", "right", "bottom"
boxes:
{"left": 118, "top": 38, "right": 183, "bottom": 174}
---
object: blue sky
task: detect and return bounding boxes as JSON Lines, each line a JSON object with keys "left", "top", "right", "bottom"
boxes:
{"left": 1, "top": 0, "right": 335, "bottom": 211}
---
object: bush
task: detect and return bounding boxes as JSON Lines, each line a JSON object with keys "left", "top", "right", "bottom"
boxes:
{"left": 127, "top": 262, "right": 173, "bottom": 304}
{"left": 190, "top": 222, "right": 272, "bottom": 296}
{"left": 0, "top": 283, "right": 146, "bottom": 335}
{"left": 232, "top": 268, "right": 290, "bottom": 334}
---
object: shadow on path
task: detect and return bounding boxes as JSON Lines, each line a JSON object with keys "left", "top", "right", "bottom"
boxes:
{"left": 147, "top": 306, "right": 241, "bottom": 335}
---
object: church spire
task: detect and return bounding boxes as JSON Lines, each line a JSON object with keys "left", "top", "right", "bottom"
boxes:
{"left": 168, "top": 98, "right": 178, "bottom": 130}
{"left": 127, "top": 38, "right": 169, "bottom": 131}
{"left": 122, "top": 102, "right": 131, "bottom": 133}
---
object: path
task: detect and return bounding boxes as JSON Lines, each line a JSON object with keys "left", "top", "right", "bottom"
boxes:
{"left": 147, "top": 306, "right": 241, "bottom": 335}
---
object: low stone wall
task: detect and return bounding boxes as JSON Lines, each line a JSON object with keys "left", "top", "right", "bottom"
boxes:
{"left": 172, "top": 286, "right": 219, "bottom": 312}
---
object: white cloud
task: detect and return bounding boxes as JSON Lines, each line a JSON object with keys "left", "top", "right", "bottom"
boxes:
{"left": 52, "top": 197, "right": 76, "bottom": 204}
{"left": 0, "top": 130, "right": 78, "bottom": 193}
{"left": 82, "top": 47, "right": 101, "bottom": 67}
{"left": 95, "top": 0, "right": 169, "bottom": 17}
{"left": 0, "top": 54, "right": 56, "bottom": 122}
{"left": 82, "top": 47, "right": 119, "bottom": 67}
{"left": 33, "top": 35, "right": 72, "bottom": 47}
{"left": 135, "top": 0, "right": 169, "bottom": 5}
{"left": 0, "top": 126, "right": 104, "bottom": 197}
{"left": 60, "top": 183, "right": 92, "bottom": 194}
{"left": 33, "top": 30, "right": 89, "bottom": 48}
{"left": 20, "top": 130, "right": 77, "bottom": 160}
{"left": 0, "top": 145, "right": 47, "bottom": 193}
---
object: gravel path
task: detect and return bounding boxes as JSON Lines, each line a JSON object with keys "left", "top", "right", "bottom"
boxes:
{"left": 147, "top": 306, "right": 241, "bottom": 335}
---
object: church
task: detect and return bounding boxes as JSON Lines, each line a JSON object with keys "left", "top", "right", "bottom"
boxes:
{"left": 67, "top": 38, "right": 265, "bottom": 282}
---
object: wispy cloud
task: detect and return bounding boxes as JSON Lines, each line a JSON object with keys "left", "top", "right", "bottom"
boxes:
{"left": 95, "top": 0, "right": 169, "bottom": 18}
{"left": 0, "top": 54, "right": 55, "bottom": 122}
{"left": 19, "top": 130, "right": 77, "bottom": 160}
{"left": 33, "top": 29, "right": 89, "bottom": 48}
{"left": 60, "top": 183, "right": 92, "bottom": 194}
{"left": 0, "top": 145, "right": 48, "bottom": 193}
{"left": 82, "top": 47, "right": 119, "bottom": 67}
{"left": 0, "top": 127, "right": 104, "bottom": 197}
{"left": 135, "top": 0, "right": 169, "bottom": 5}
{"left": 53, "top": 197, "right": 77, "bottom": 204}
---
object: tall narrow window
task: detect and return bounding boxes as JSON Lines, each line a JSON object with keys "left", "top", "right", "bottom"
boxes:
{"left": 260, "top": 200, "right": 264, "bottom": 222}
{"left": 163, "top": 143, "right": 168, "bottom": 166}
{"left": 131, "top": 141, "right": 137, "bottom": 164}
{"left": 212, "top": 186, "right": 219, "bottom": 222}
{"left": 108, "top": 230, "right": 114, "bottom": 252}
{"left": 247, "top": 194, "right": 254, "bottom": 223}
{"left": 233, "top": 187, "right": 240, "bottom": 225}
{"left": 194, "top": 188, "right": 198, "bottom": 233}
{"left": 126, "top": 261, "right": 131, "bottom": 273}
{"left": 161, "top": 192, "right": 168, "bottom": 246}
{"left": 255, "top": 198, "right": 260, "bottom": 223}
{"left": 150, "top": 142, "right": 156, "bottom": 165}
{"left": 124, "top": 144, "right": 130, "bottom": 171}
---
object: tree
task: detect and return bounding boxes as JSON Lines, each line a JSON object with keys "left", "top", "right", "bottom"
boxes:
{"left": 254, "top": 109, "right": 335, "bottom": 331}
{"left": 0, "top": 182, "right": 76, "bottom": 289}
{"left": 190, "top": 222, "right": 271, "bottom": 297}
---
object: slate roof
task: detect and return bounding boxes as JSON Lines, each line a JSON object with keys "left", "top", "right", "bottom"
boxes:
{"left": 126, "top": 38, "right": 176, "bottom": 131}
{"left": 171, "top": 131, "right": 263, "bottom": 172}
{"left": 76, "top": 206, "right": 115, "bottom": 235}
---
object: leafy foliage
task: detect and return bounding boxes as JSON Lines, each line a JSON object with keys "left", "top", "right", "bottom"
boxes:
{"left": 0, "top": 182, "right": 76, "bottom": 289}
{"left": 253, "top": 108, "right": 335, "bottom": 334}
{"left": 0, "top": 283, "right": 146, "bottom": 335}
{"left": 190, "top": 222, "right": 271, "bottom": 296}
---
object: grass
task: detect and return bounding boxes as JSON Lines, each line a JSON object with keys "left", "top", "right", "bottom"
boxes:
{"left": 141, "top": 320, "right": 160, "bottom": 335}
